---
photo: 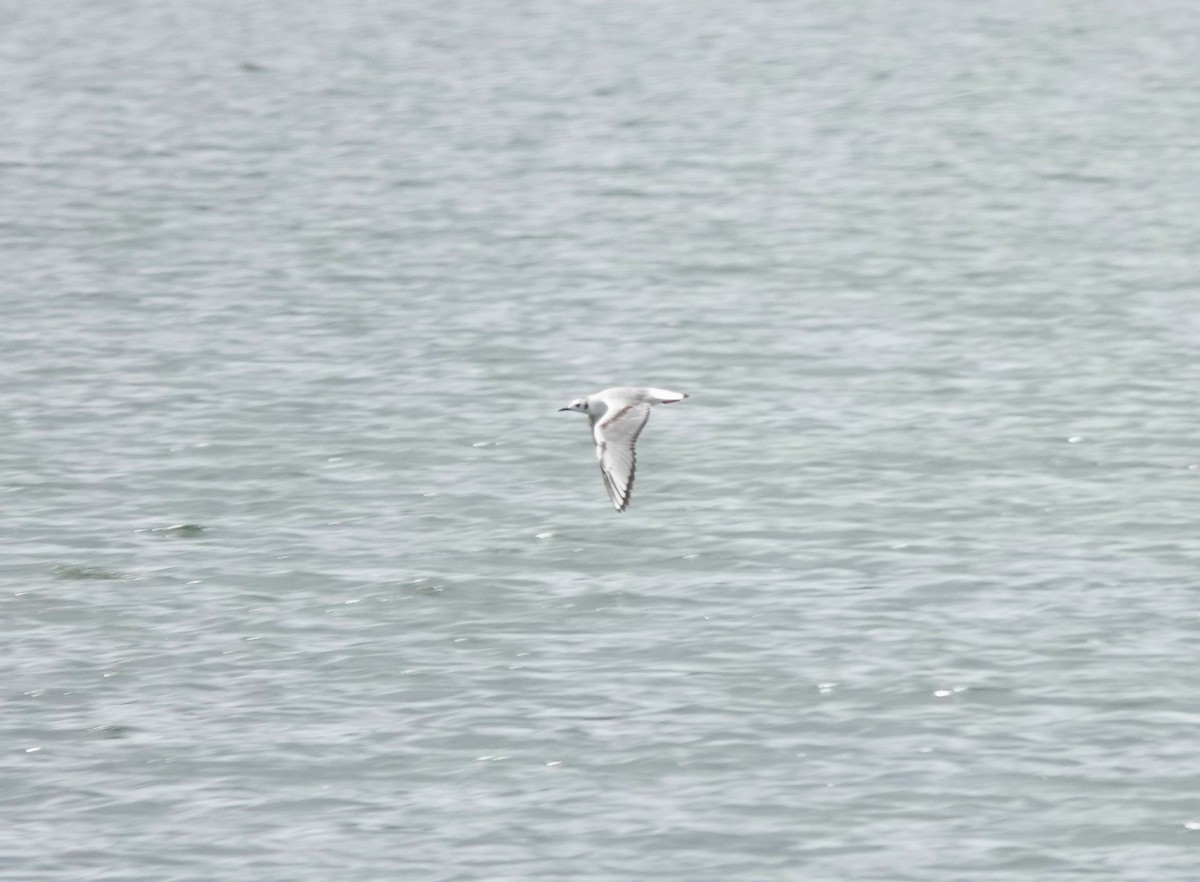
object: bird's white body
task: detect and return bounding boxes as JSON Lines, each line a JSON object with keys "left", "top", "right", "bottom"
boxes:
{"left": 559, "top": 386, "right": 689, "bottom": 511}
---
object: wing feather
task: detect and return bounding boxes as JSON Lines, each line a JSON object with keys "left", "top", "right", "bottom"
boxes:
{"left": 592, "top": 403, "right": 652, "bottom": 512}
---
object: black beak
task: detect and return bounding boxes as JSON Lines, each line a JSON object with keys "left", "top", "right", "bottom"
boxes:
{"left": 557, "top": 407, "right": 569, "bottom": 412}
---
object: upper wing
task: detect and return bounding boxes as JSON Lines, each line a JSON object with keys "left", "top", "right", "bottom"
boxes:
{"left": 592, "top": 403, "right": 652, "bottom": 512}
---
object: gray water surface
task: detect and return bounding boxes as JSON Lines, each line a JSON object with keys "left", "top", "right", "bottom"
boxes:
{"left": 4, "top": 1, "right": 1200, "bottom": 880}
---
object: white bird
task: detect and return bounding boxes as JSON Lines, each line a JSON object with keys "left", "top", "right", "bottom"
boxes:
{"left": 558, "top": 386, "right": 689, "bottom": 511}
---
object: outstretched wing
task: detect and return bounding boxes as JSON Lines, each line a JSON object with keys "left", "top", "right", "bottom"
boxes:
{"left": 592, "top": 403, "right": 652, "bottom": 512}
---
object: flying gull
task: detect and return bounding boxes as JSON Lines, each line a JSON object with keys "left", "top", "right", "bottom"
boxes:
{"left": 559, "top": 386, "right": 689, "bottom": 511}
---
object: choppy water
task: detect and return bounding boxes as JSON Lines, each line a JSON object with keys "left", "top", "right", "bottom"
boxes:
{"left": 4, "top": 1, "right": 1200, "bottom": 879}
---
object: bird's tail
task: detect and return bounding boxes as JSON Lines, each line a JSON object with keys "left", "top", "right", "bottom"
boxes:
{"left": 646, "top": 388, "right": 688, "bottom": 404}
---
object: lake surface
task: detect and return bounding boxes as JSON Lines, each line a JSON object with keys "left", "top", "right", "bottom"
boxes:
{"left": 4, "top": 1, "right": 1200, "bottom": 879}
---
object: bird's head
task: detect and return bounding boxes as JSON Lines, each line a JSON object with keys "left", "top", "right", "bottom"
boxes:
{"left": 558, "top": 397, "right": 590, "bottom": 414}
